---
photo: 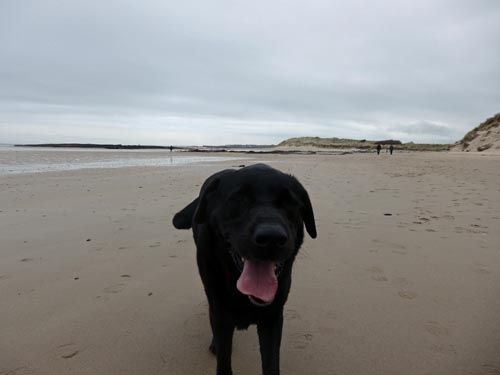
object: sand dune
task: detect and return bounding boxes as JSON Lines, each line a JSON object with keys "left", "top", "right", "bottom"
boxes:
{"left": 453, "top": 113, "right": 500, "bottom": 153}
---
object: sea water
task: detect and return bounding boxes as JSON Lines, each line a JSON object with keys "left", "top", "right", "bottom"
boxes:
{"left": 0, "top": 145, "right": 247, "bottom": 175}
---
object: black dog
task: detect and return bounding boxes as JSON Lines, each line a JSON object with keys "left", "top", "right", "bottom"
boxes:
{"left": 173, "top": 164, "right": 316, "bottom": 375}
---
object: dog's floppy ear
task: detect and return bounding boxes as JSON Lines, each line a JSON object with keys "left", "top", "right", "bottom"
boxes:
{"left": 193, "top": 169, "right": 235, "bottom": 224}
{"left": 172, "top": 198, "right": 199, "bottom": 229}
{"left": 173, "top": 169, "right": 234, "bottom": 229}
{"left": 193, "top": 176, "right": 220, "bottom": 224}
{"left": 292, "top": 179, "right": 317, "bottom": 239}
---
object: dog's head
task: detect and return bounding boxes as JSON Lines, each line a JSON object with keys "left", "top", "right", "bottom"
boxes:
{"left": 173, "top": 164, "right": 316, "bottom": 306}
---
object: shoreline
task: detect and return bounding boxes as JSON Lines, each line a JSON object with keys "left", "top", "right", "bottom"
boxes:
{"left": 2, "top": 148, "right": 498, "bottom": 177}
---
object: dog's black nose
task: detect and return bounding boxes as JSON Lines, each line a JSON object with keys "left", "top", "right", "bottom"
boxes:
{"left": 253, "top": 224, "right": 288, "bottom": 247}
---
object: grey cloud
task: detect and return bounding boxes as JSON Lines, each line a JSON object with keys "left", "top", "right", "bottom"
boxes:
{"left": 389, "top": 122, "right": 453, "bottom": 137}
{"left": 384, "top": 121, "right": 463, "bottom": 143}
{"left": 1, "top": 0, "right": 499, "bottom": 144}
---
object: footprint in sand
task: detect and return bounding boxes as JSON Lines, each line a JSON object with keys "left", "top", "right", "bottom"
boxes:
{"left": 20, "top": 257, "right": 45, "bottom": 263}
{"left": 473, "top": 264, "right": 492, "bottom": 275}
{"left": 103, "top": 283, "right": 126, "bottom": 294}
{"left": 431, "top": 344, "right": 457, "bottom": 356}
{"left": 471, "top": 224, "right": 488, "bottom": 229}
{"left": 284, "top": 309, "right": 300, "bottom": 321}
{"left": 389, "top": 243, "right": 406, "bottom": 250}
{"left": 182, "top": 311, "right": 208, "bottom": 338}
{"left": 317, "top": 325, "right": 336, "bottom": 334}
{"left": 366, "top": 266, "right": 383, "bottom": 274}
{"left": 291, "top": 333, "right": 314, "bottom": 350}
{"left": 366, "top": 266, "right": 389, "bottom": 281}
{"left": 392, "top": 249, "right": 406, "bottom": 255}
{"left": 392, "top": 277, "right": 412, "bottom": 287}
{"left": 56, "top": 343, "right": 82, "bottom": 359}
{"left": 482, "top": 363, "right": 500, "bottom": 374}
{"left": 398, "top": 290, "right": 418, "bottom": 300}
{"left": 425, "top": 321, "right": 450, "bottom": 337}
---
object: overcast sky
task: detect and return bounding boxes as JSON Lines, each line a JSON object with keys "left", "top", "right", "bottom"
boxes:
{"left": 1, "top": 0, "right": 499, "bottom": 145}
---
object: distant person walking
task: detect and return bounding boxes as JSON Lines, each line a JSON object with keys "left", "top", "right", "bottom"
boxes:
{"left": 169, "top": 146, "right": 173, "bottom": 152}
{"left": 389, "top": 144, "right": 394, "bottom": 155}
{"left": 376, "top": 144, "right": 382, "bottom": 155}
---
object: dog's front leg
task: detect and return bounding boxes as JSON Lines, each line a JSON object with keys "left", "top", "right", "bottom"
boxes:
{"left": 257, "top": 311, "right": 284, "bottom": 375}
{"left": 210, "top": 308, "right": 235, "bottom": 375}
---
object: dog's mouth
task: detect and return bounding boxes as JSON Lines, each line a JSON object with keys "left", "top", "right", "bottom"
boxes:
{"left": 230, "top": 251, "right": 284, "bottom": 307}
{"left": 230, "top": 252, "right": 284, "bottom": 276}
{"left": 248, "top": 295, "right": 272, "bottom": 307}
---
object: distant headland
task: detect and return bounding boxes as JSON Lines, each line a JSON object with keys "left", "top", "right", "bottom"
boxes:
{"left": 14, "top": 140, "right": 450, "bottom": 153}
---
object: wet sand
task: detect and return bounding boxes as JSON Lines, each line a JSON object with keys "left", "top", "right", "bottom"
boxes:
{"left": 0, "top": 152, "right": 499, "bottom": 374}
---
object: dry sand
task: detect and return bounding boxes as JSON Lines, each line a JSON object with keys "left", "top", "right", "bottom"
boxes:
{"left": 1, "top": 152, "right": 499, "bottom": 375}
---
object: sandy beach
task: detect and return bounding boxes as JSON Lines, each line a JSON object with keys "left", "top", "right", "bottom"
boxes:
{"left": 1, "top": 151, "right": 499, "bottom": 375}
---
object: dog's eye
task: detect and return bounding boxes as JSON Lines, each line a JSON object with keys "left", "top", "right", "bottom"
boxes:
{"left": 277, "top": 189, "right": 296, "bottom": 206}
{"left": 276, "top": 189, "right": 301, "bottom": 220}
{"left": 225, "top": 194, "right": 249, "bottom": 219}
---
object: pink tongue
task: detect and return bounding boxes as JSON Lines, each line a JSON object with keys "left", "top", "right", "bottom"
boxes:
{"left": 236, "top": 260, "right": 278, "bottom": 303}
